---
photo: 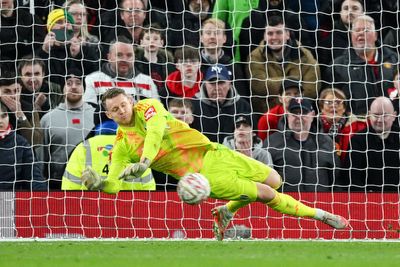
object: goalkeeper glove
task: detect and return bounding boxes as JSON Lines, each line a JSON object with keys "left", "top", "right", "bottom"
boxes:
{"left": 119, "top": 159, "right": 150, "bottom": 180}
{"left": 82, "top": 166, "right": 103, "bottom": 190}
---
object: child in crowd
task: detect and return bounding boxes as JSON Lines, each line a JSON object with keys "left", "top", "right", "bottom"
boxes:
{"left": 160, "top": 46, "right": 202, "bottom": 108}
{"left": 136, "top": 24, "right": 175, "bottom": 91}
{"left": 168, "top": 98, "right": 194, "bottom": 126}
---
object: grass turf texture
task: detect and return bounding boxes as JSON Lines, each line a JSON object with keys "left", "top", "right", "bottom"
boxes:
{"left": 0, "top": 240, "right": 399, "bottom": 267}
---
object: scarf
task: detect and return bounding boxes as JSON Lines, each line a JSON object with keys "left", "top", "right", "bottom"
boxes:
{"left": 320, "top": 115, "right": 347, "bottom": 140}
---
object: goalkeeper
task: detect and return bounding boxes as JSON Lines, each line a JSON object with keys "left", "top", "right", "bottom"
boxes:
{"left": 83, "top": 87, "right": 349, "bottom": 241}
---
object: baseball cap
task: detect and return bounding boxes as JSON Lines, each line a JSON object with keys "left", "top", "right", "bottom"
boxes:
{"left": 279, "top": 78, "right": 303, "bottom": 95}
{"left": 288, "top": 98, "right": 314, "bottom": 113}
{"left": 235, "top": 115, "right": 252, "bottom": 127}
{"left": 204, "top": 64, "right": 231, "bottom": 81}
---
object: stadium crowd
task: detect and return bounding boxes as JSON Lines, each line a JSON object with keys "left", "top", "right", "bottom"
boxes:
{"left": 0, "top": 0, "right": 399, "bottom": 192}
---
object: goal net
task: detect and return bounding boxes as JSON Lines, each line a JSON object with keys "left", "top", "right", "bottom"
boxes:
{"left": 0, "top": 0, "right": 399, "bottom": 239}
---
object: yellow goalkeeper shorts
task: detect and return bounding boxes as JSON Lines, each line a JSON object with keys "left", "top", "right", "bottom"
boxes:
{"left": 200, "top": 144, "right": 272, "bottom": 202}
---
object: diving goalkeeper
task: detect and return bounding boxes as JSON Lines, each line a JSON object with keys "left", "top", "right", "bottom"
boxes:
{"left": 82, "top": 88, "right": 349, "bottom": 241}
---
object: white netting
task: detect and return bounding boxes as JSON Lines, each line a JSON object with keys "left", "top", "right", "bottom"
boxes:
{"left": 0, "top": 0, "right": 399, "bottom": 239}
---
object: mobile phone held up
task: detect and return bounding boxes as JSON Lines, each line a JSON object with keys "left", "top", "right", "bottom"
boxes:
{"left": 52, "top": 29, "right": 74, "bottom": 42}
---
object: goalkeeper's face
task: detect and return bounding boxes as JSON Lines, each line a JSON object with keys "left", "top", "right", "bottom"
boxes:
{"left": 105, "top": 94, "right": 134, "bottom": 127}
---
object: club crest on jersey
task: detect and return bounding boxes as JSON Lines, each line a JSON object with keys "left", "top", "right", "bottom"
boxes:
{"left": 144, "top": 106, "right": 156, "bottom": 121}
{"left": 116, "top": 130, "right": 123, "bottom": 141}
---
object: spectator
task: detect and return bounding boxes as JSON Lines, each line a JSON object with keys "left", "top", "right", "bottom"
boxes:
{"left": 167, "top": 0, "right": 212, "bottom": 50}
{"left": 323, "top": 15, "right": 398, "bottom": 116}
{"left": 0, "top": 71, "right": 43, "bottom": 147}
{"left": 18, "top": 56, "right": 64, "bottom": 118}
{"left": 102, "top": 0, "right": 147, "bottom": 47}
{"left": 200, "top": 18, "right": 248, "bottom": 99}
{"left": 257, "top": 78, "right": 302, "bottom": 140}
{"left": 62, "top": 120, "right": 155, "bottom": 190}
{"left": 343, "top": 97, "right": 400, "bottom": 192}
{"left": 64, "top": 0, "right": 100, "bottom": 44}
{"left": 168, "top": 98, "right": 194, "bottom": 126}
{"left": 0, "top": 0, "right": 46, "bottom": 70}
{"left": 240, "top": 0, "right": 314, "bottom": 63}
{"left": 38, "top": 8, "right": 100, "bottom": 86}
{"left": 41, "top": 68, "right": 94, "bottom": 189}
{"left": 247, "top": 15, "right": 320, "bottom": 115}
{"left": 64, "top": 0, "right": 102, "bottom": 59}
{"left": 0, "top": 102, "right": 46, "bottom": 191}
{"left": 136, "top": 24, "right": 175, "bottom": 91}
{"left": 160, "top": 46, "right": 202, "bottom": 108}
{"left": 223, "top": 115, "right": 273, "bottom": 166}
{"left": 99, "top": 0, "right": 169, "bottom": 52}
{"left": 317, "top": 88, "right": 367, "bottom": 162}
{"left": 264, "top": 98, "right": 340, "bottom": 192}
{"left": 192, "top": 64, "right": 251, "bottom": 143}
{"left": 212, "top": 0, "right": 263, "bottom": 62}
{"left": 84, "top": 35, "right": 159, "bottom": 108}
{"left": 317, "top": 0, "right": 364, "bottom": 71}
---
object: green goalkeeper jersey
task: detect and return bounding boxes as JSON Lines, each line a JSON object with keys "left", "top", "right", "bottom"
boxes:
{"left": 103, "top": 98, "right": 214, "bottom": 193}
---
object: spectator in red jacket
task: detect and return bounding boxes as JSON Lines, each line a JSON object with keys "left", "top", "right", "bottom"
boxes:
{"left": 257, "top": 78, "right": 302, "bottom": 140}
{"left": 160, "top": 46, "right": 202, "bottom": 108}
{"left": 317, "top": 87, "right": 367, "bottom": 161}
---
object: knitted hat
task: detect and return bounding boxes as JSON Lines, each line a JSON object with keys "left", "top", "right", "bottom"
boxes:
{"left": 47, "top": 9, "right": 75, "bottom": 32}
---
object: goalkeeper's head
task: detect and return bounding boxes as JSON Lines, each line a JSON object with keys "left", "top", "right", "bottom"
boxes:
{"left": 101, "top": 88, "right": 134, "bottom": 127}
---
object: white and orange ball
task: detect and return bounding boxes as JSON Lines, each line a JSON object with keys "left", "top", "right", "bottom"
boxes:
{"left": 177, "top": 173, "right": 210, "bottom": 205}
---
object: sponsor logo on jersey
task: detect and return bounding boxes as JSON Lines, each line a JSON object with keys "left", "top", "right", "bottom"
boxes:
{"left": 144, "top": 106, "right": 156, "bottom": 121}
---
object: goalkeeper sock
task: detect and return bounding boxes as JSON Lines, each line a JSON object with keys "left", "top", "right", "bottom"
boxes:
{"left": 226, "top": 200, "right": 251, "bottom": 214}
{"left": 266, "top": 192, "right": 316, "bottom": 218}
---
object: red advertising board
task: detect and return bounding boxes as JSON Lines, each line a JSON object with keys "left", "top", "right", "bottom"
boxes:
{"left": 14, "top": 192, "right": 400, "bottom": 239}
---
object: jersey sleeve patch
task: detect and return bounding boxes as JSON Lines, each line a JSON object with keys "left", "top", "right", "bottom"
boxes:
{"left": 144, "top": 106, "right": 157, "bottom": 121}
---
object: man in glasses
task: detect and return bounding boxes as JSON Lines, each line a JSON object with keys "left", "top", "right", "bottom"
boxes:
{"left": 323, "top": 15, "right": 398, "bottom": 117}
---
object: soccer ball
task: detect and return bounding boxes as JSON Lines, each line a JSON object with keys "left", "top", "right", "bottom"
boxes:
{"left": 177, "top": 173, "right": 211, "bottom": 205}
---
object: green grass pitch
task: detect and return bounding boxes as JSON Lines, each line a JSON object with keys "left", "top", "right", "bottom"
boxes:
{"left": 0, "top": 240, "right": 399, "bottom": 267}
